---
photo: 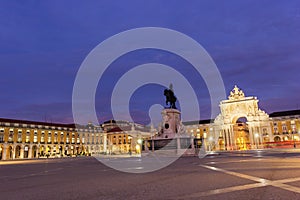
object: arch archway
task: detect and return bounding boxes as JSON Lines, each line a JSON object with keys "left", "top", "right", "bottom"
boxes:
{"left": 40, "top": 145, "right": 45, "bottom": 157}
{"left": 46, "top": 146, "right": 51, "bottom": 157}
{"left": 24, "top": 145, "right": 29, "bottom": 158}
{"left": 7, "top": 146, "right": 13, "bottom": 159}
{"left": 31, "top": 145, "right": 37, "bottom": 158}
{"left": 15, "top": 145, "right": 21, "bottom": 159}
{"left": 233, "top": 117, "right": 249, "bottom": 150}
{"left": 213, "top": 85, "right": 271, "bottom": 150}
{"left": 274, "top": 136, "right": 281, "bottom": 142}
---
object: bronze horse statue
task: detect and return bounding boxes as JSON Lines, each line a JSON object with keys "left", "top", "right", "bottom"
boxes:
{"left": 164, "top": 88, "right": 177, "bottom": 109}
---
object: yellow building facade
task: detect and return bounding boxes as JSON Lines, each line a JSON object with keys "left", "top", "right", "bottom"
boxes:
{"left": 0, "top": 119, "right": 152, "bottom": 160}
{"left": 0, "top": 119, "right": 107, "bottom": 160}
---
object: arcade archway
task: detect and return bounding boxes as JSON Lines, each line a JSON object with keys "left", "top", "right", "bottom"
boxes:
{"left": 24, "top": 145, "right": 29, "bottom": 158}
{"left": 7, "top": 146, "right": 13, "bottom": 159}
{"left": 32, "top": 145, "right": 37, "bottom": 158}
{"left": 15, "top": 145, "right": 21, "bottom": 159}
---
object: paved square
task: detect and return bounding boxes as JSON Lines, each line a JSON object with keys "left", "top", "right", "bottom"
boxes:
{"left": 1, "top": 150, "right": 300, "bottom": 199}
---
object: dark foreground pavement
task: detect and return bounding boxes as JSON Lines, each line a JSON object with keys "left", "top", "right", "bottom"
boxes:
{"left": 2, "top": 150, "right": 300, "bottom": 199}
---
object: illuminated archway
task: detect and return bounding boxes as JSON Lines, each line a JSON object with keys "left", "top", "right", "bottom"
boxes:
{"left": 213, "top": 85, "right": 272, "bottom": 150}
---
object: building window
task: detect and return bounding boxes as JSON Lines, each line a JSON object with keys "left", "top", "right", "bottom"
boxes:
{"left": 282, "top": 124, "right": 287, "bottom": 133}
{"left": 33, "top": 135, "right": 38, "bottom": 143}
{"left": 8, "top": 130, "right": 13, "bottom": 142}
{"left": 82, "top": 137, "right": 85, "bottom": 144}
{"left": 77, "top": 138, "right": 80, "bottom": 144}
{"left": 18, "top": 130, "right": 22, "bottom": 143}
{"left": 0, "top": 128, "right": 4, "bottom": 143}
{"left": 9, "top": 129, "right": 14, "bottom": 142}
{"left": 72, "top": 137, "right": 75, "bottom": 144}
{"left": 41, "top": 133, "right": 45, "bottom": 143}
{"left": 48, "top": 135, "right": 51, "bottom": 143}
{"left": 0, "top": 134, "right": 4, "bottom": 143}
{"left": 8, "top": 134, "right": 13, "bottom": 142}
{"left": 263, "top": 128, "right": 268, "bottom": 136}
{"left": 113, "top": 136, "right": 116, "bottom": 144}
{"left": 66, "top": 137, "right": 69, "bottom": 143}
{"left": 26, "top": 130, "right": 30, "bottom": 143}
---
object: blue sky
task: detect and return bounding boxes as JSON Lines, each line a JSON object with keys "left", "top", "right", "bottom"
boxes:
{"left": 0, "top": 1, "right": 299, "bottom": 124}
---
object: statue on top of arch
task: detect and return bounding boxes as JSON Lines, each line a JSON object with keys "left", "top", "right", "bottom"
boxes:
{"left": 228, "top": 85, "right": 245, "bottom": 100}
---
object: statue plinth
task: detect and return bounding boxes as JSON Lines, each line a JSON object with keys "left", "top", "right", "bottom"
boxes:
{"left": 158, "top": 108, "right": 181, "bottom": 139}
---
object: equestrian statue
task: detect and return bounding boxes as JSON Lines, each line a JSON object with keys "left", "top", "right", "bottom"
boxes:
{"left": 163, "top": 84, "right": 177, "bottom": 109}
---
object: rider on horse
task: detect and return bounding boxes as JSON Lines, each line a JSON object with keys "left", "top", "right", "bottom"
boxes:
{"left": 164, "top": 84, "right": 177, "bottom": 109}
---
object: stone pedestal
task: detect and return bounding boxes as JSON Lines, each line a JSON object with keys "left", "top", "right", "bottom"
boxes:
{"left": 145, "top": 108, "right": 195, "bottom": 156}
{"left": 160, "top": 108, "right": 181, "bottom": 139}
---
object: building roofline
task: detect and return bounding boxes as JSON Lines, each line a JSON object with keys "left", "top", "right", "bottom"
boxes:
{"left": 269, "top": 109, "right": 300, "bottom": 118}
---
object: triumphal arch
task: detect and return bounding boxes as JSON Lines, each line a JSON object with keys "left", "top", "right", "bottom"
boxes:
{"left": 213, "top": 85, "right": 272, "bottom": 150}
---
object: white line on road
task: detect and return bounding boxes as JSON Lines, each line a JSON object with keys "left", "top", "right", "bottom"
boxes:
{"left": 182, "top": 165, "right": 300, "bottom": 198}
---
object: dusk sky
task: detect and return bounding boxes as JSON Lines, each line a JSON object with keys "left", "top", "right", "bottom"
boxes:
{"left": 0, "top": 1, "right": 299, "bottom": 125}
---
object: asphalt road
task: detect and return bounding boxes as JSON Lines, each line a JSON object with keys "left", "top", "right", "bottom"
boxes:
{"left": 2, "top": 150, "right": 300, "bottom": 200}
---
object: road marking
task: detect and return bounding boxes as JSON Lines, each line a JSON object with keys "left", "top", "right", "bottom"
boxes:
{"left": 184, "top": 183, "right": 266, "bottom": 198}
{"left": 183, "top": 165, "right": 300, "bottom": 198}
{"left": 221, "top": 165, "right": 300, "bottom": 170}
{"left": 201, "top": 165, "right": 269, "bottom": 183}
{"left": 205, "top": 158, "right": 265, "bottom": 165}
